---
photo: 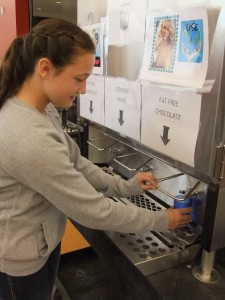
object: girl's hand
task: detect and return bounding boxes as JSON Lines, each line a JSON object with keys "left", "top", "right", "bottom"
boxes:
{"left": 166, "top": 207, "right": 193, "bottom": 230}
{"left": 136, "top": 172, "right": 158, "bottom": 191}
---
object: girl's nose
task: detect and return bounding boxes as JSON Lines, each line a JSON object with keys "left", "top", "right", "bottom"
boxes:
{"left": 79, "top": 88, "right": 86, "bottom": 95}
{"left": 78, "top": 82, "right": 86, "bottom": 94}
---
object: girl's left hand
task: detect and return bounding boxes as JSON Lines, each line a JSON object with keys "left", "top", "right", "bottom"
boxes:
{"left": 136, "top": 172, "right": 158, "bottom": 191}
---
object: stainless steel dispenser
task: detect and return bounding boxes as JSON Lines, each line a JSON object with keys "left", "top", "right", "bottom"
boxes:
{"left": 78, "top": 1, "right": 225, "bottom": 283}
{"left": 87, "top": 126, "right": 205, "bottom": 277}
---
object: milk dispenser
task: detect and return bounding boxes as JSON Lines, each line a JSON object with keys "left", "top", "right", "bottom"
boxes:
{"left": 78, "top": 0, "right": 225, "bottom": 284}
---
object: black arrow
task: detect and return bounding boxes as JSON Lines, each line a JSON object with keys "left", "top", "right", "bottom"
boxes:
{"left": 118, "top": 110, "right": 124, "bottom": 126}
{"left": 89, "top": 100, "right": 94, "bottom": 114}
{"left": 161, "top": 125, "right": 170, "bottom": 145}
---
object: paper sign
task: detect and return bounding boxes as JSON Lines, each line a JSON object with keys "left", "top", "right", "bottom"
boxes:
{"left": 79, "top": 75, "right": 105, "bottom": 125}
{"left": 107, "top": 0, "right": 148, "bottom": 45}
{"left": 105, "top": 77, "right": 141, "bottom": 141}
{"left": 140, "top": 5, "right": 208, "bottom": 88}
{"left": 141, "top": 85, "right": 201, "bottom": 166}
{"left": 82, "top": 23, "right": 104, "bottom": 75}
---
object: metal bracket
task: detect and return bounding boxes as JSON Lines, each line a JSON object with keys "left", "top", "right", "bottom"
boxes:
{"left": 214, "top": 145, "right": 225, "bottom": 180}
{"left": 114, "top": 152, "right": 152, "bottom": 172}
{"left": 87, "top": 137, "right": 117, "bottom": 151}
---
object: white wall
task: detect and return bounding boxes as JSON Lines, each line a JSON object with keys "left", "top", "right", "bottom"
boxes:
{"left": 77, "top": 0, "right": 107, "bottom": 26}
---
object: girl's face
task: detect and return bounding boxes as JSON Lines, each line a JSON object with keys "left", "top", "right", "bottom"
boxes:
{"left": 43, "top": 53, "right": 95, "bottom": 109}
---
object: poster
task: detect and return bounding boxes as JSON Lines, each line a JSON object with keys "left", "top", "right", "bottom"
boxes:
{"left": 141, "top": 85, "right": 201, "bottom": 166}
{"left": 107, "top": 0, "right": 148, "bottom": 45}
{"left": 140, "top": 5, "right": 208, "bottom": 88}
{"left": 79, "top": 75, "right": 105, "bottom": 126}
{"left": 82, "top": 23, "right": 104, "bottom": 75}
{"left": 105, "top": 77, "right": 141, "bottom": 141}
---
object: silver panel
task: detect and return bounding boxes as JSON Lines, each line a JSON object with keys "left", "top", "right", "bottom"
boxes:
{"left": 194, "top": 7, "right": 225, "bottom": 181}
{"left": 211, "top": 187, "right": 225, "bottom": 250}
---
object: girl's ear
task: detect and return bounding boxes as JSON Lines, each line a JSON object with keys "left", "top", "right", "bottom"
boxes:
{"left": 38, "top": 58, "right": 53, "bottom": 79}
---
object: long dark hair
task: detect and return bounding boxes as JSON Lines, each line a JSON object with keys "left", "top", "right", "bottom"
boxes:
{"left": 0, "top": 18, "right": 95, "bottom": 109}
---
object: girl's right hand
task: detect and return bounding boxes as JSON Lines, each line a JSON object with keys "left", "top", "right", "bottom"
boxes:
{"left": 166, "top": 207, "right": 193, "bottom": 230}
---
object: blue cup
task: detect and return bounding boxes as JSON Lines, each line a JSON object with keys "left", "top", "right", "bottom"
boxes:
{"left": 174, "top": 194, "right": 202, "bottom": 225}
{"left": 174, "top": 194, "right": 192, "bottom": 216}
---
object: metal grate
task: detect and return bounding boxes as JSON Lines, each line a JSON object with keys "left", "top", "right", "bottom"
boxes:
{"left": 127, "top": 194, "right": 163, "bottom": 211}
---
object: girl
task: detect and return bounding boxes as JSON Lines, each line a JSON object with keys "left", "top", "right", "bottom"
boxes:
{"left": 0, "top": 18, "right": 191, "bottom": 300}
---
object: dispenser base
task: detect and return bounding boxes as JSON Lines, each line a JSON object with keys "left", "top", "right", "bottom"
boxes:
{"left": 192, "top": 265, "right": 220, "bottom": 283}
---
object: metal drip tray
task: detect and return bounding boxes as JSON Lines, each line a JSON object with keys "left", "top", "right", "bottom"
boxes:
{"left": 106, "top": 231, "right": 200, "bottom": 276}
{"left": 102, "top": 166, "right": 201, "bottom": 276}
{"left": 106, "top": 194, "right": 200, "bottom": 276}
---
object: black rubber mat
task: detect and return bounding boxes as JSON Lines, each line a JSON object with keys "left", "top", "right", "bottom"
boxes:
{"left": 57, "top": 248, "right": 140, "bottom": 300}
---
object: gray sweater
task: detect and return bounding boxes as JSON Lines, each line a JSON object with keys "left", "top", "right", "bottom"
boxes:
{"left": 0, "top": 97, "right": 168, "bottom": 276}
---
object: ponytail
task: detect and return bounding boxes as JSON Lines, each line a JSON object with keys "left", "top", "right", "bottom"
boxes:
{"left": 0, "top": 37, "right": 26, "bottom": 108}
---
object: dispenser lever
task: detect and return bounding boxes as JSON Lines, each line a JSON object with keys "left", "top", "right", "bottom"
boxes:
{"left": 183, "top": 180, "right": 201, "bottom": 200}
{"left": 157, "top": 173, "right": 185, "bottom": 182}
{"left": 157, "top": 187, "right": 177, "bottom": 201}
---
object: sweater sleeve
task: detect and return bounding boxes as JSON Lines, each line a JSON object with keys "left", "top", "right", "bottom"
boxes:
{"left": 1, "top": 106, "right": 169, "bottom": 234}
{"left": 64, "top": 132, "right": 143, "bottom": 198}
